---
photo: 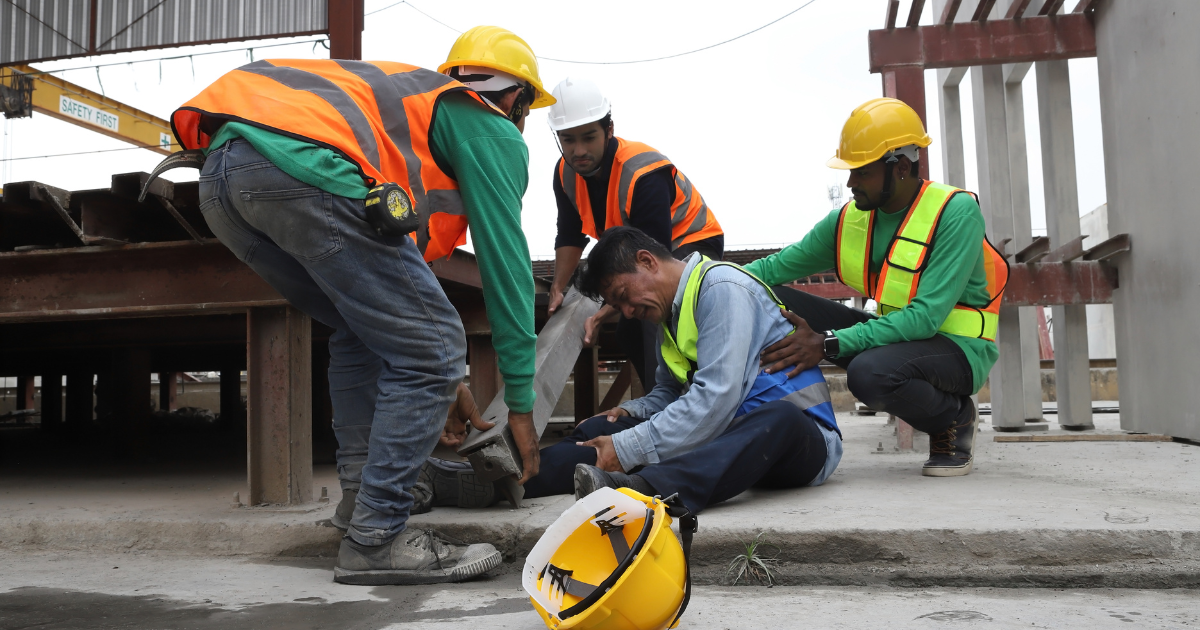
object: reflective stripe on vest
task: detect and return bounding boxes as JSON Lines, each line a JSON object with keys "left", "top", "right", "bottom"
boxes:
{"left": 558, "top": 138, "right": 723, "bottom": 250}
{"left": 834, "top": 181, "right": 1009, "bottom": 342}
{"left": 172, "top": 59, "right": 504, "bottom": 262}
{"left": 660, "top": 258, "right": 787, "bottom": 385}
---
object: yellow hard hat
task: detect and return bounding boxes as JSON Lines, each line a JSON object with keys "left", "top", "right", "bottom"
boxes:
{"left": 524, "top": 487, "right": 691, "bottom": 630}
{"left": 438, "top": 25, "right": 556, "bottom": 109}
{"left": 827, "top": 97, "right": 932, "bottom": 170}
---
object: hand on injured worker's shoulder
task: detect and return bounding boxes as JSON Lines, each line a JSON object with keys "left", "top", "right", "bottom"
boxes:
{"left": 439, "top": 382, "right": 495, "bottom": 449}
{"left": 577, "top": 435, "right": 623, "bottom": 472}
{"left": 760, "top": 310, "right": 827, "bottom": 378}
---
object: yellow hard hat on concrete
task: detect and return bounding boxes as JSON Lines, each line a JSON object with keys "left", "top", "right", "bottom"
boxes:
{"left": 827, "top": 97, "right": 932, "bottom": 170}
{"left": 438, "top": 25, "right": 556, "bottom": 109}
{"left": 524, "top": 487, "right": 695, "bottom": 630}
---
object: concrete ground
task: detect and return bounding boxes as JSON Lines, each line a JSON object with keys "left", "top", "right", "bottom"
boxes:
{"left": 0, "top": 551, "right": 1196, "bottom": 629}
{"left": 2, "top": 410, "right": 1198, "bottom": 588}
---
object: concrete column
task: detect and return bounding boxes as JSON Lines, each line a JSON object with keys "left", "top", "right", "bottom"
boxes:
{"left": 1036, "top": 59, "right": 1093, "bottom": 429}
{"left": 971, "top": 64, "right": 1035, "bottom": 431}
{"left": 1096, "top": 0, "right": 1200, "bottom": 441}
{"left": 246, "top": 305, "right": 313, "bottom": 505}
{"left": 938, "top": 68, "right": 968, "bottom": 188}
{"left": 1003, "top": 65, "right": 1047, "bottom": 424}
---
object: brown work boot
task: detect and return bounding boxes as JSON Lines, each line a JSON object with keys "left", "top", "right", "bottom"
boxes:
{"left": 922, "top": 399, "right": 979, "bottom": 477}
{"left": 333, "top": 528, "right": 502, "bottom": 586}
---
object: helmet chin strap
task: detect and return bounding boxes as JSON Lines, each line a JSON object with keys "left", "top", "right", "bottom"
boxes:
{"left": 878, "top": 155, "right": 899, "bottom": 209}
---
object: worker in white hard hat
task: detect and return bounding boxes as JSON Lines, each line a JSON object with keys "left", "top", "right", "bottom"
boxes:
{"left": 544, "top": 78, "right": 725, "bottom": 394}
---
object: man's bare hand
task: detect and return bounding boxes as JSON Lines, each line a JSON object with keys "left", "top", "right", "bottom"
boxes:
{"left": 583, "top": 304, "right": 620, "bottom": 346}
{"left": 508, "top": 410, "right": 541, "bottom": 485}
{"left": 548, "top": 287, "right": 565, "bottom": 315}
{"left": 577, "top": 435, "right": 622, "bottom": 472}
{"left": 600, "top": 406, "right": 629, "bottom": 422}
{"left": 440, "top": 383, "right": 494, "bottom": 449}
{"left": 760, "top": 311, "right": 826, "bottom": 378}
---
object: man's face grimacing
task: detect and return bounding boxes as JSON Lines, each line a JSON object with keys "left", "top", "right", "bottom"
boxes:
{"left": 556, "top": 121, "right": 610, "bottom": 174}
{"left": 599, "top": 251, "right": 673, "bottom": 324}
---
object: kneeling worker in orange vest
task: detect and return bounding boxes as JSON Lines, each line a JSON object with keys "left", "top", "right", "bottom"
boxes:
{"left": 170, "top": 26, "right": 551, "bottom": 584}
{"left": 544, "top": 78, "right": 725, "bottom": 393}
{"left": 748, "top": 98, "right": 1008, "bottom": 477}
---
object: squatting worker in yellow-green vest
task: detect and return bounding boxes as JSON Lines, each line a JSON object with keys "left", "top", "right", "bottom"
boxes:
{"left": 747, "top": 98, "right": 1008, "bottom": 478}
{"left": 170, "top": 26, "right": 553, "bottom": 585}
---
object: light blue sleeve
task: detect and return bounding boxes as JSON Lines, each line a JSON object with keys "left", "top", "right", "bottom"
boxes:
{"left": 617, "top": 327, "right": 681, "bottom": 419}
{"left": 611, "top": 274, "right": 772, "bottom": 470}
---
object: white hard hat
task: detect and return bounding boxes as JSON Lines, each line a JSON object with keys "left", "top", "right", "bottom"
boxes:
{"left": 546, "top": 77, "right": 611, "bottom": 132}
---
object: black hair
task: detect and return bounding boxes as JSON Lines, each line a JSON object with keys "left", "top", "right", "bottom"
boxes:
{"left": 576, "top": 226, "right": 672, "bottom": 300}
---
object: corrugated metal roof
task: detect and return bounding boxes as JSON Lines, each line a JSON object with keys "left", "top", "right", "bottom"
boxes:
{"left": 2, "top": 0, "right": 328, "bottom": 66}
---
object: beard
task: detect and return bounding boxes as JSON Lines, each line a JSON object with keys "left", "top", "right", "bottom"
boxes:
{"left": 852, "top": 189, "right": 886, "bottom": 210}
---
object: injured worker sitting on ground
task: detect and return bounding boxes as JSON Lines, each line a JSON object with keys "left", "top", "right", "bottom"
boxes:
{"left": 521, "top": 226, "right": 843, "bottom": 514}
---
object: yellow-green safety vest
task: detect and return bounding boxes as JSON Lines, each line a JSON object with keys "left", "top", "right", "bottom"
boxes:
{"left": 660, "top": 258, "right": 787, "bottom": 385}
{"left": 835, "top": 180, "right": 1009, "bottom": 342}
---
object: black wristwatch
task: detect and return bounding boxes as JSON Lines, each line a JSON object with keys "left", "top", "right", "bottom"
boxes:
{"left": 822, "top": 330, "right": 840, "bottom": 360}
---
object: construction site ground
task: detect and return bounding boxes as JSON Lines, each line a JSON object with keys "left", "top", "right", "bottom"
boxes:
{"left": 2, "top": 409, "right": 1198, "bottom": 591}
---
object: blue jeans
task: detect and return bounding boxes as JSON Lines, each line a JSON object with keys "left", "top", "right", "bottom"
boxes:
{"left": 198, "top": 139, "right": 466, "bottom": 546}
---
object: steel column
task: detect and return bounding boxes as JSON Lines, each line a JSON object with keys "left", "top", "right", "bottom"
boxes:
{"left": 327, "top": 0, "right": 363, "bottom": 61}
{"left": 40, "top": 374, "right": 62, "bottom": 431}
{"left": 574, "top": 346, "right": 600, "bottom": 421}
{"left": 158, "top": 372, "right": 177, "bottom": 411}
{"left": 220, "top": 368, "right": 244, "bottom": 431}
{"left": 881, "top": 66, "right": 931, "bottom": 179}
{"left": 467, "top": 335, "right": 501, "bottom": 412}
{"left": 247, "top": 306, "right": 313, "bottom": 505}
{"left": 1036, "top": 58, "right": 1093, "bottom": 429}
{"left": 15, "top": 375, "right": 35, "bottom": 412}
{"left": 65, "top": 372, "right": 93, "bottom": 428}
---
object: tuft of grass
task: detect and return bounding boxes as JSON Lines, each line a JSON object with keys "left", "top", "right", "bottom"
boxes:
{"left": 725, "top": 532, "right": 780, "bottom": 586}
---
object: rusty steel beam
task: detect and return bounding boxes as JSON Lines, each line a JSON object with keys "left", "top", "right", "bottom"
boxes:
{"left": 1042, "top": 234, "right": 1087, "bottom": 263}
{"left": 1072, "top": 0, "right": 1097, "bottom": 12}
{"left": 1003, "top": 261, "right": 1117, "bottom": 306}
{"left": 868, "top": 13, "right": 1096, "bottom": 72}
{"left": 0, "top": 240, "right": 287, "bottom": 322}
{"left": 972, "top": 0, "right": 998, "bottom": 21}
{"left": 1082, "top": 233, "right": 1130, "bottom": 262}
{"left": 1013, "top": 235, "right": 1051, "bottom": 263}
{"left": 1039, "top": 0, "right": 1066, "bottom": 15}
{"left": 886, "top": 0, "right": 901, "bottom": 28}
{"left": 1006, "top": 0, "right": 1034, "bottom": 18}
{"left": 247, "top": 305, "right": 313, "bottom": 505}
{"left": 907, "top": 0, "right": 927, "bottom": 27}
{"left": 940, "top": 0, "right": 964, "bottom": 23}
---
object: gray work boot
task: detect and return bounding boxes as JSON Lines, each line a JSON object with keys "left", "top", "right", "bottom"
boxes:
{"left": 573, "top": 464, "right": 657, "bottom": 499}
{"left": 330, "top": 487, "right": 358, "bottom": 531}
{"left": 333, "top": 528, "right": 502, "bottom": 585}
{"left": 922, "top": 399, "right": 980, "bottom": 477}
{"left": 419, "top": 457, "right": 497, "bottom": 509}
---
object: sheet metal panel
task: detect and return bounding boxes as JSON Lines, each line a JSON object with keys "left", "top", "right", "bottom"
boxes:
{"left": 2, "top": 0, "right": 327, "bottom": 65}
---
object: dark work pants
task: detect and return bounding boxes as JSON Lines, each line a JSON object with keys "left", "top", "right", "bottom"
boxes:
{"left": 773, "top": 286, "right": 974, "bottom": 435}
{"left": 523, "top": 400, "right": 828, "bottom": 515}
{"left": 619, "top": 238, "right": 725, "bottom": 392}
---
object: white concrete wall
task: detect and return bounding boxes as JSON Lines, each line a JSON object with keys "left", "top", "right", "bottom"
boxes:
{"left": 1096, "top": 0, "right": 1200, "bottom": 440}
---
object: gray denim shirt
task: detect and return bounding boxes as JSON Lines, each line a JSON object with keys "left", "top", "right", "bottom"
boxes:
{"left": 613, "top": 253, "right": 806, "bottom": 470}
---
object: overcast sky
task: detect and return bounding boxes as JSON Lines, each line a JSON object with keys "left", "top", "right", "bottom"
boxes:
{"left": 0, "top": 0, "right": 1107, "bottom": 258}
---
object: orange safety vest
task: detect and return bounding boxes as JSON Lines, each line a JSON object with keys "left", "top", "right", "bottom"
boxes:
{"left": 172, "top": 59, "right": 504, "bottom": 262}
{"left": 834, "top": 181, "right": 1009, "bottom": 341}
{"left": 556, "top": 138, "right": 723, "bottom": 250}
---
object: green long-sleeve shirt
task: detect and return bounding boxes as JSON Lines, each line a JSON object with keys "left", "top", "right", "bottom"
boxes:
{"left": 206, "top": 92, "right": 536, "bottom": 412}
{"left": 744, "top": 193, "right": 998, "bottom": 393}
